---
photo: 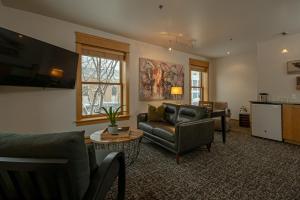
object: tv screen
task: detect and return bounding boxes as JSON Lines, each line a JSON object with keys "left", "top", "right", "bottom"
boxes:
{"left": 0, "top": 27, "right": 79, "bottom": 89}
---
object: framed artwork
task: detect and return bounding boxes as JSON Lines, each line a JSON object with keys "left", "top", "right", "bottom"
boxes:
{"left": 287, "top": 60, "right": 300, "bottom": 74}
{"left": 139, "top": 58, "right": 184, "bottom": 100}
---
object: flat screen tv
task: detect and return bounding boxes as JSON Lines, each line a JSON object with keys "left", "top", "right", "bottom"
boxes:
{"left": 0, "top": 27, "right": 79, "bottom": 89}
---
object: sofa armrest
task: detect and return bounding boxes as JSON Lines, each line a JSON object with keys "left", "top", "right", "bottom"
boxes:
{"left": 137, "top": 113, "right": 148, "bottom": 128}
{"left": 175, "top": 119, "right": 214, "bottom": 153}
{"left": 84, "top": 152, "right": 125, "bottom": 200}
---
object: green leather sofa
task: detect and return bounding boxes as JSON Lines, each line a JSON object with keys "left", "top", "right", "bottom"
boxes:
{"left": 137, "top": 103, "right": 214, "bottom": 164}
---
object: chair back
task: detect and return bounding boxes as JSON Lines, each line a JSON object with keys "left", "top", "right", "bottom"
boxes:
{"left": 213, "top": 102, "right": 228, "bottom": 110}
{"left": 199, "top": 101, "right": 214, "bottom": 112}
{"left": 0, "top": 132, "right": 90, "bottom": 200}
{"left": 0, "top": 157, "right": 76, "bottom": 200}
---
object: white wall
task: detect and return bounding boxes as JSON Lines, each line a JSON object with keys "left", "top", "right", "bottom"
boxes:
{"left": 257, "top": 33, "right": 300, "bottom": 102}
{"left": 214, "top": 51, "right": 258, "bottom": 119}
{"left": 214, "top": 33, "right": 300, "bottom": 120}
{"left": 0, "top": 3, "right": 213, "bottom": 134}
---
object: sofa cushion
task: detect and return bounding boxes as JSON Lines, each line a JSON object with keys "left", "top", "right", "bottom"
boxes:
{"left": 177, "top": 105, "right": 208, "bottom": 123}
{"left": 148, "top": 104, "right": 165, "bottom": 122}
{"left": 153, "top": 124, "right": 175, "bottom": 143}
{"left": 0, "top": 131, "right": 90, "bottom": 199}
{"left": 163, "top": 103, "right": 179, "bottom": 125}
{"left": 139, "top": 122, "right": 175, "bottom": 142}
{"left": 139, "top": 122, "right": 154, "bottom": 133}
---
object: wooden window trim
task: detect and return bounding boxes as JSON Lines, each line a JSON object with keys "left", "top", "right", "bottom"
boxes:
{"left": 189, "top": 59, "right": 209, "bottom": 104}
{"left": 75, "top": 32, "right": 130, "bottom": 126}
{"left": 189, "top": 58, "right": 209, "bottom": 68}
{"left": 76, "top": 32, "right": 129, "bottom": 53}
{"left": 76, "top": 115, "right": 130, "bottom": 126}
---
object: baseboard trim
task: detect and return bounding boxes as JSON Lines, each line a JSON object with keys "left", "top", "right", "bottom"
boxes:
{"left": 284, "top": 139, "right": 300, "bottom": 145}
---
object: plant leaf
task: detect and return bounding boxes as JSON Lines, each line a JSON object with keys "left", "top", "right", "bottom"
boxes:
{"left": 101, "top": 107, "right": 110, "bottom": 121}
{"left": 113, "top": 106, "right": 121, "bottom": 118}
{"left": 102, "top": 106, "right": 122, "bottom": 126}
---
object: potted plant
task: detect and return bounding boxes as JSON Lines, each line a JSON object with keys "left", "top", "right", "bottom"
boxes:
{"left": 101, "top": 106, "right": 121, "bottom": 134}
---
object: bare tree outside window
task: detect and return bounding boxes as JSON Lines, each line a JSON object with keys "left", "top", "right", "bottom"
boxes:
{"left": 81, "top": 55, "right": 121, "bottom": 115}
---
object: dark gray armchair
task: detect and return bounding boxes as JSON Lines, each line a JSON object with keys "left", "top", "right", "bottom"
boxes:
{"left": 137, "top": 103, "right": 214, "bottom": 164}
{"left": 0, "top": 131, "right": 125, "bottom": 200}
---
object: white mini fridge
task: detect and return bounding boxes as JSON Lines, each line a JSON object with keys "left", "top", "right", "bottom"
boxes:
{"left": 251, "top": 103, "right": 282, "bottom": 141}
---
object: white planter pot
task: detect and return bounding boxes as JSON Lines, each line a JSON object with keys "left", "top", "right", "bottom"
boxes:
{"left": 108, "top": 126, "right": 118, "bottom": 134}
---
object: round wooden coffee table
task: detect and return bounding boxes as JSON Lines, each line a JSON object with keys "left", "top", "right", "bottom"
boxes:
{"left": 90, "top": 128, "right": 143, "bottom": 166}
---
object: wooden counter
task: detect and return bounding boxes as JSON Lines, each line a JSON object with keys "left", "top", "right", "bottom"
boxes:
{"left": 283, "top": 104, "right": 300, "bottom": 145}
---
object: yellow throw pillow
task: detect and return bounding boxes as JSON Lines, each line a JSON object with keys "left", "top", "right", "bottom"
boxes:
{"left": 148, "top": 104, "right": 165, "bottom": 122}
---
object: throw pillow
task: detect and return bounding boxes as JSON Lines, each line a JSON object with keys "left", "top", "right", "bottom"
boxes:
{"left": 148, "top": 104, "right": 165, "bottom": 122}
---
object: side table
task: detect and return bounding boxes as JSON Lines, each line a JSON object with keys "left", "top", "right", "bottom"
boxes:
{"left": 90, "top": 128, "right": 143, "bottom": 166}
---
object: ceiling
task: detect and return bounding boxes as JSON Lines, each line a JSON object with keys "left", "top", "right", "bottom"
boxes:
{"left": 2, "top": 0, "right": 300, "bottom": 58}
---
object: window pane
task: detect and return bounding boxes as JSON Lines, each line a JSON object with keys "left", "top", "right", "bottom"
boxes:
{"left": 81, "top": 55, "right": 120, "bottom": 83}
{"left": 191, "top": 88, "right": 202, "bottom": 106}
{"left": 191, "top": 70, "right": 201, "bottom": 87}
{"left": 82, "top": 84, "right": 121, "bottom": 115}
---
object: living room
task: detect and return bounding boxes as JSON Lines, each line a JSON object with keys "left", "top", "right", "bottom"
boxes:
{"left": 0, "top": 1, "right": 300, "bottom": 200}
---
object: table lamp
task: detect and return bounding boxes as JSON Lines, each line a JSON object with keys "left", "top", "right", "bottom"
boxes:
{"left": 171, "top": 86, "right": 183, "bottom": 104}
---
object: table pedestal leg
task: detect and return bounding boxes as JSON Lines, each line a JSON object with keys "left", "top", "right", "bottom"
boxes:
{"left": 221, "top": 115, "right": 226, "bottom": 143}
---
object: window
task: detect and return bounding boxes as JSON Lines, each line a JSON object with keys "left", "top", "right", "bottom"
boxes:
{"left": 189, "top": 59, "right": 209, "bottom": 106}
{"left": 76, "top": 32, "right": 129, "bottom": 125}
{"left": 81, "top": 55, "right": 121, "bottom": 115}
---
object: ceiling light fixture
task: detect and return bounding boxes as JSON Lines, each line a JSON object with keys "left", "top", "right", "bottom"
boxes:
{"left": 167, "top": 39, "right": 172, "bottom": 52}
{"left": 160, "top": 32, "right": 196, "bottom": 49}
{"left": 280, "top": 32, "right": 289, "bottom": 54}
{"left": 158, "top": 4, "right": 195, "bottom": 50}
{"left": 281, "top": 48, "right": 288, "bottom": 54}
{"left": 226, "top": 38, "right": 233, "bottom": 55}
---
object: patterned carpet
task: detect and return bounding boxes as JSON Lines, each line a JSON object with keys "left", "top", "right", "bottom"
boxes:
{"left": 106, "top": 128, "right": 300, "bottom": 200}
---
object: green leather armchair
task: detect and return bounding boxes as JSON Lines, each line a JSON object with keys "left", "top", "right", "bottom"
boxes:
{"left": 0, "top": 131, "right": 125, "bottom": 200}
